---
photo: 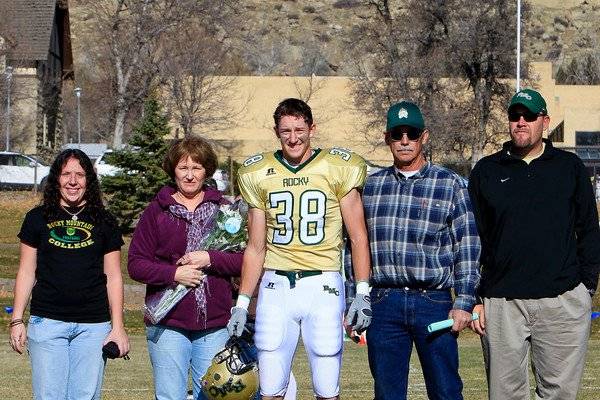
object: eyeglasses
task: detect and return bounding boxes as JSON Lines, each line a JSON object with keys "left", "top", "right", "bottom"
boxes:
{"left": 508, "top": 110, "right": 543, "bottom": 122}
{"left": 388, "top": 126, "right": 424, "bottom": 141}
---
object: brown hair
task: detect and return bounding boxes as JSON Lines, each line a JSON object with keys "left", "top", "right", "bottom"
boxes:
{"left": 162, "top": 136, "right": 218, "bottom": 180}
{"left": 273, "top": 98, "right": 313, "bottom": 129}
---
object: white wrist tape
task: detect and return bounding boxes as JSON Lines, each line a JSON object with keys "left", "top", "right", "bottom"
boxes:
{"left": 356, "top": 281, "right": 370, "bottom": 295}
{"left": 235, "top": 294, "right": 251, "bottom": 310}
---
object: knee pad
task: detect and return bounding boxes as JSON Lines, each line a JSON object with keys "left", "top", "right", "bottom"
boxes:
{"left": 303, "top": 308, "right": 343, "bottom": 357}
{"left": 254, "top": 304, "right": 286, "bottom": 352}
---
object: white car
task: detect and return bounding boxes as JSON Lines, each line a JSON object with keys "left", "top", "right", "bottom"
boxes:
{"left": 0, "top": 152, "right": 50, "bottom": 190}
{"left": 94, "top": 150, "right": 121, "bottom": 178}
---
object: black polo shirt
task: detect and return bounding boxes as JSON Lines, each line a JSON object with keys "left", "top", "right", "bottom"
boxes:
{"left": 469, "top": 139, "right": 600, "bottom": 299}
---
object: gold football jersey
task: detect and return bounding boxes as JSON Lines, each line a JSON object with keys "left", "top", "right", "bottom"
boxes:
{"left": 238, "top": 148, "right": 367, "bottom": 272}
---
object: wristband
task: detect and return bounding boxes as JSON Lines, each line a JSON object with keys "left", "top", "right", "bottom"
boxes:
{"left": 9, "top": 319, "right": 24, "bottom": 328}
{"left": 235, "top": 294, "right": 251, "bottom": 310}
{"left": 356, "top": 281, "right": 370, "bottom": 295}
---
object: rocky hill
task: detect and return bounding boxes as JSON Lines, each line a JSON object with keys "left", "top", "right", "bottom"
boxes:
{"left": 231, "top": 0, "right": 600, "bottom": 76}
{"left": 69, "top": 0, "right": 600, "bottom": 77}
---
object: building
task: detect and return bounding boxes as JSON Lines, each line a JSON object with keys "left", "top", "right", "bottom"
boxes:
{"left": 0, "top": 0, "right": 73, "bottom": 155}
{"left": 198, "top": 62, "right": 600, "bottom": 170}
{"left": 534, "top": 62, "right": 600, "bottom": 177}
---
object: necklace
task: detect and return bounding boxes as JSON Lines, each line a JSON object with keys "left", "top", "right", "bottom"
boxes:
{"left": 61, "top": 205, "right": 86, "bottom": 221}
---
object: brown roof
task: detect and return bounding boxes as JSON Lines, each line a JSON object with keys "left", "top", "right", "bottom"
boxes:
{"left": 1, "top": 0, "right": 57, "bottom": 61}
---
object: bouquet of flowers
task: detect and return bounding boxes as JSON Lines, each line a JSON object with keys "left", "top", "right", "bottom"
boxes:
{"left": 144, "top": 199, "right": 248, "bottom": 324}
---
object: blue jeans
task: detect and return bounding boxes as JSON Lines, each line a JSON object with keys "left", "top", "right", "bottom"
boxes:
{"left": 146, "top": 325, "right": 229, "bottom": 400}
{"left": 27, "top": 316, "right": 111, "bottom": 400}
{"left": 366, "top": 288, "right": 463, "bottom": 400}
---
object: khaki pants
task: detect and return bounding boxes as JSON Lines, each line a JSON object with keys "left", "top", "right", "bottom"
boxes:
{"left": 482, "top": 283, "right": 592, "bottom": 400}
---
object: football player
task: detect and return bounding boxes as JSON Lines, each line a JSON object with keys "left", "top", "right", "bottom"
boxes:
{"left": 227, "top": 98, "right": 372, "bottom": 400}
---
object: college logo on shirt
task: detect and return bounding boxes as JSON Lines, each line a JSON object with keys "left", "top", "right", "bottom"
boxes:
{"left": 47, "top": 219, "right": 95, "bottom": 249}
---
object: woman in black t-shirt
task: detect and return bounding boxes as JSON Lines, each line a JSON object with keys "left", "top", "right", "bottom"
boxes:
{"left": 8, "top": 149, "right": 129, "bottom": 400}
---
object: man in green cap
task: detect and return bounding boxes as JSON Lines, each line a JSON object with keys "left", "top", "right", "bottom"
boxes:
{"left": 352, "top": 100, "right": 481, "bottom": 399}
{"left": 469, "top": 88, "right": 600, "bottom": 399}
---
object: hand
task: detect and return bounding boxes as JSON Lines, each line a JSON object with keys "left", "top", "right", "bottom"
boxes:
{"left": 103, "top": 326, "right": 130, "bottom": 357}
{"left": 448, "top": 309, "right": 472, "bottom": 332}
{"left": 343, "top": 320, "right": 360, "bottom": 344}
{"left": 177, "top": 251, "right": 210, "bottom": 268}
{"left": 470, "top": 304, "right": 485, "bottom": 336}
{"left": 174, "top": 264, "right": 205, "bottom": 287}
{"left": 9, "top": 323, "right": 27, "bottom": 354}
{"left": 227, "top": 307, "right": 248, "bottom": 337}
{"left": 345, "top": 294, "right": 372, "bottom": 333}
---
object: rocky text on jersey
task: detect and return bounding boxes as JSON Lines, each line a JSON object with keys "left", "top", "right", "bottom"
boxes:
{"left": 282, "top": 177, "right": 309, "bottom": 187}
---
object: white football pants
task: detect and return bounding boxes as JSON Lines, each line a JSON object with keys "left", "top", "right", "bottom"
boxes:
{"left": 254, "top": 270, "right": 345, "bottom": 398}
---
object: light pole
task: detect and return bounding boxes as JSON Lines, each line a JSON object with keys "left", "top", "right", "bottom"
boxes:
{"left": 74, "top": 87, "right": 82, "bottom": 148}
{"left": 5, "top": 66, "right": 13, "bottom": 152}
{"left": 516, "top": 0, "right": 521, "bottom": 92}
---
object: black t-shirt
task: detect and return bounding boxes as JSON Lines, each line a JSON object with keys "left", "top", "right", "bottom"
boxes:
{"left": 18, "top": 206, "right": 124, "bottom": 323}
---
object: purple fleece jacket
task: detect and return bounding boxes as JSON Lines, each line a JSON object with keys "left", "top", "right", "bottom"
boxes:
{"left": 128, "top": 185, "right": 243, "bottom": 331}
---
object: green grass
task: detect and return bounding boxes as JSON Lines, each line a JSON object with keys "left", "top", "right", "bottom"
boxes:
{"left": 0, "top": 192, "right": 40, "bottom": 244}
{"left": 1, "top": 329, "right": 600, "bottom": 399}
{"left": 2, "top": 192, "right": 600, "bottom": 398}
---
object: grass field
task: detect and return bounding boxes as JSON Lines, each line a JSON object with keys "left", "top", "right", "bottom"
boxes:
{"left": 2, "top": 191, "right": 600, "bottom": 399}
{"left": 1, "top": 331, "right": 600, "bottom": 399}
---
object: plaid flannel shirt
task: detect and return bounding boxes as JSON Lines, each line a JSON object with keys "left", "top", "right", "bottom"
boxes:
{"left": 360, "top": 163, "right": 481, "bottom": 312}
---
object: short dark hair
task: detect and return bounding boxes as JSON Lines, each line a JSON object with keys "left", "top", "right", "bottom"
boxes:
{"left": 273, "top": 98, "right": 313, "bottom": 129}
{"left": 162, "top": 136, "right": 218, "bottom": 180}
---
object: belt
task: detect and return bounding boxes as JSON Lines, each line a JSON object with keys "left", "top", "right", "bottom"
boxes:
{"left": 372, "top": 285, "right": 450, "bottom": 293}
{"left": 274, "top": 270, "right": 322, "bottom": 288}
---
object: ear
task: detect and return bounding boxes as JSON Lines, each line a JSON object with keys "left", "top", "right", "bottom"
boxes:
{"left": 421, "top": 129, "right": 430, "bottom": 145}
{"left": 542, "top": 115, "right": 550, "bottom": 131}
{"left": 273, "top": 126, "right": 280, "bottom": 138}
{"left": 384, "top": 131, "right": 391, "bottom": 145}
{"left": 308, "top": 123, "right": 316, "bottom": 138}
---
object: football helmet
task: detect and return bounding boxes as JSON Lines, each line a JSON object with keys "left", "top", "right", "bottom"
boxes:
{"left": 201, "top": 336, "right": 259, "bottom": 400}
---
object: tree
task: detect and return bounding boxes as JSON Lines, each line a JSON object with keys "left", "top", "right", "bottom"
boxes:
{"left": 350, "top": 0, "right": 530, "bottom": 168}
{"left": 82, "top": 0, "right": 233, "bottom": 148}
{"left": 101, "top": 97, "right": 171, "bottom": 232}
{"left": 160, "top": 23, "right": 239, "bottom": 137}
{"left": 556, "top": 46, "right": 600, "bottom": 85}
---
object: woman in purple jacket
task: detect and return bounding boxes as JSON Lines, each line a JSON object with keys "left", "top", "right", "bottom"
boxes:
{"left": 128, "top": 137, "right": 243, "bottom": 400}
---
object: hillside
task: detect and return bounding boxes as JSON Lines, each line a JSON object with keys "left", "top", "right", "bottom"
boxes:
{"left": 69, "top": 0, "right": 600, "bottom": 78}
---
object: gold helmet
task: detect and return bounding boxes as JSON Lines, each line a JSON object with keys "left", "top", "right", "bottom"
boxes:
{"left": 201, "top": 337, "right": 259, "bottom": 400}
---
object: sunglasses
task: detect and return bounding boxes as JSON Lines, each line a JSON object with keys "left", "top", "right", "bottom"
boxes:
{"left": 508, "top": 110, "right": 543, "bottom": 122}
{"left": 388, "top": 126, "right": 424, "bottom": 141}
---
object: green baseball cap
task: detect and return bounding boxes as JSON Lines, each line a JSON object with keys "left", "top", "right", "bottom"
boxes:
{"left": 386, "top": 101, "right": 424, "bottom": 131}
{"left": 508, "top": 89, "right": 547, "bottom": 115}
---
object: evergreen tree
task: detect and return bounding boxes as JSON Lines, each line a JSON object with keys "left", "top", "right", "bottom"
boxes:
{"left": 102, "top": 98, "right": 171, "bottom": 232}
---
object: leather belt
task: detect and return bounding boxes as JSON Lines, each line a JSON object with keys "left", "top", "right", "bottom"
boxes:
{"left": 274, "top": 270, "right": 322, "bottom": 288}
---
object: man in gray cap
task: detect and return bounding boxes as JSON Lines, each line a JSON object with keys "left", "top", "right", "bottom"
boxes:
{"left": 356, "top": 100, "right": 481, "bottom": 399}
{"left": 469, "top": 88, "right": 600, "bottom": 399}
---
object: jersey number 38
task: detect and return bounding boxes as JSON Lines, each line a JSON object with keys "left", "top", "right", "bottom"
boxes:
{"left": 269, "top": 190, "right": 326, "bottom": 245}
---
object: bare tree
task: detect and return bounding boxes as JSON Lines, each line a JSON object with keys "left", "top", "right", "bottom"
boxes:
{"left": 350, "top": 0, "right": 530, "bottom": 168}
{"left": 159, "top": 24, "right": 239, "bottom": 136}
{"left": 81, "top": 0, "right": 232, "bottom": 148}
{"left": 556, "top": 35, "right": 600, "bottom": 85}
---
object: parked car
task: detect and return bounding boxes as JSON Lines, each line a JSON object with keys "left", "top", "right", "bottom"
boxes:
{"left": 0, "top": 152, "right": 50, "bottom": 190}
{"left": 94, "top": 150, "right": 121, "bottom": 178}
